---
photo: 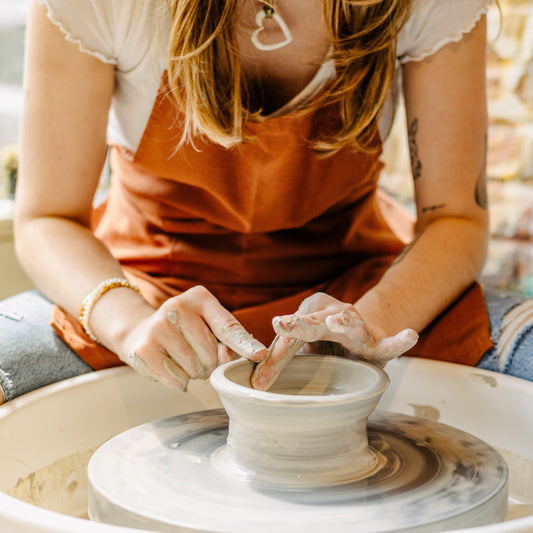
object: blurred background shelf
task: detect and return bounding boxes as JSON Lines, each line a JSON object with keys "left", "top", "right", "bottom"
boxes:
{"left": 0, "top": 0, "right": 32, "bottom": 299}
{"left": 0, "top": 198, "right": 32, "bottom": 299}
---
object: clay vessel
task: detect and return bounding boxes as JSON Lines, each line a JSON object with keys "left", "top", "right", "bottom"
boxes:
{"left": 209, "top": 355, "right": 389, "bottom": 488}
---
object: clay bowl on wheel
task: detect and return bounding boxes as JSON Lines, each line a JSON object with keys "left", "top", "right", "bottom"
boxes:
{"left": 210, "top": 355, "right": 390, "bottom": 487}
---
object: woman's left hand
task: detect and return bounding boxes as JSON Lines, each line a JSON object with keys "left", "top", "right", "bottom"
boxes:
{"left": 250, "top": 292, "right": 418, "bottom": 390}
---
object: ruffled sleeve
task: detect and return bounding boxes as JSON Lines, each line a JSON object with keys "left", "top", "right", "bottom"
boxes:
{"left": 35, "top": 0, "right": 159, "bottom": 71}
{"left": 397, "top": 0, "right": 494, "bottom": 63}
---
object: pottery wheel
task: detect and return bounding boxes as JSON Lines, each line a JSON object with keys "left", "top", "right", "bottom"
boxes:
{"left": 88, "top": 409, "right": 508, "bottom": 533}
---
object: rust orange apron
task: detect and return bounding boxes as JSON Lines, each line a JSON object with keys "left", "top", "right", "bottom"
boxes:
{"left": 51, "top": 74, "right": 493, "bottom": 370}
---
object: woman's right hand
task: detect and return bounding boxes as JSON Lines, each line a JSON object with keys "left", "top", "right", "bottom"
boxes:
{"left": 118, "top": 286, "right": 268, "bottom": 390}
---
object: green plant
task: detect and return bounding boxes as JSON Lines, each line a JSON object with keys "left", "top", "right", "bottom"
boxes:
{"left": 0, "top": 144, "right": 18, "bottom": 199}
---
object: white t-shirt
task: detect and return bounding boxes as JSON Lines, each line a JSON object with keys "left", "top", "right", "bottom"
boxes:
{"left": 37, "top": 0, "right": 493, "bottom": 152}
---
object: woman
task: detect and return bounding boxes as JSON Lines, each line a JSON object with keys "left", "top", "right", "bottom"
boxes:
{"left": 2, "top": 0, "right": 524, "bottom": 405}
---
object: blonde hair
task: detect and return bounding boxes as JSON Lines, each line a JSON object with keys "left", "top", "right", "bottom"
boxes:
{"left": 166, "top": 0, "right": 412, "bottom": 152}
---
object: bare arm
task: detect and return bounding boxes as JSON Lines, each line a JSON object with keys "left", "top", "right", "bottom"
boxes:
{"left": 355, "top": 15, "right": 489, "bottom": 340}
{"left": 16, "top": 1, "right": 266, "bottom": 389}
{"left": 252, "top": 17, "right": 489, "bottom": 389}
{"left": 17, "top": 2, "right": 119, "bottom": 314}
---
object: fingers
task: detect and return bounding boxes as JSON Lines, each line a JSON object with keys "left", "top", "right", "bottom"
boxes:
{"left": 154, "top": 287, "right": 267, "bottom": 380}
{"left": 155, "top": 303, "right": 217, "bottom": 379}
{"left": 251, "top": 335, "right": 305, "bottom": 391}
{"left": 122, "top": 286, "right": 266, "bottom": 390}
{"left": 365, "top": 328, "right": 419, "bottom": 364}
{"left": 323, "top": 312, "right": 418, "bottom": 365}
{"left": 210, "top": 318, "right": 267, "bottom": 362}
{"left": 325, "top": 310, "right": 366, "bottom": 336}
{"left": 269, "top": 301, "right": 419, "bottom": 373}
{"left": 162, "top": 357, "right": 191, "bottom": 390}
{"left": 273, "top": 314, "right": 328, "bottom": 342}
{"left": 217, "top": 342, "right": 238, "bottom": 364}
{"left": 273, "top": 309, "right": 368, "bottom": 344}
{"left": 127, "top": 351, "right": 189, "bottom": 391}
{"left": 253, "top": 309, "right": 363, "bottom": 391}
{"left": 187, "top": 286, "right": 268, "bottom": 361}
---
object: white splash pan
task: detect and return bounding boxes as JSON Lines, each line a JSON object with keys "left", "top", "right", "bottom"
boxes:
{"left": 0, "top": 356, "right": 532, "bottom": 533}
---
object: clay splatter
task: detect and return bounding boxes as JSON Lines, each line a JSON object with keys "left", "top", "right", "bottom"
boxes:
{"left": 409, "top": 403, "right": 440, "bottom": 421}
{"left": 471, "top": 373, "right": 498, "bottom": 388}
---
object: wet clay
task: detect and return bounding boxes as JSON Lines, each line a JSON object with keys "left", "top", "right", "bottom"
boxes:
{"left": 88, "top": 357, "right": 509, "bottom": 533}
{"left": 7, "top": 448, "right": 95, "bottom": 519}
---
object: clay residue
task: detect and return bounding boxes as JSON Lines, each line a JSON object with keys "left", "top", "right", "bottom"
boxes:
{"left": 6, "top": 448, "right": 95, "bottom": 519}
{"left": 506, "top": 504, "right": 533, "bottom": 521}
{"left": 409, "top": 403, "right": 440, "bottom": 421}
{"left": 498, "top": 448, "right": 533, "bottom": 506}
{"left": 497, "top": 448, "right": 533, "bottom": 521}
{"left": 470, "top": 373, "right": 498, "bottom": 388}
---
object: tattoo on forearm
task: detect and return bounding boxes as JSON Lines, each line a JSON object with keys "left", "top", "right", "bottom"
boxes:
{"left": 474, "top": 132, "right": 488, "bottom": 210}
{"left": 392, "top": 230, "right": 425, "bottom": 266}
{"left": 408, "top": 118, "right": 422, "bottom": 181}
{"left": 422, "top": 204, "right": 446, "bottom": 214}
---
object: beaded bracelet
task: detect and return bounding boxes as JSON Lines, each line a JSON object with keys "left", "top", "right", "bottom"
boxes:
{"left": 79, "top": 278, "right": 140, "bottom": 344}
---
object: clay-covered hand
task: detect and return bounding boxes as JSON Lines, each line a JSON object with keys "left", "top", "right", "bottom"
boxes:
{"left": 120, "top": 286, "right": 268, "bottom": 391}
{"left": 251, "top": 292, "right": 418, "bottom": 391}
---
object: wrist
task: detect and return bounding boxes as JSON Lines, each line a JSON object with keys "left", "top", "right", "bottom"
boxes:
{"left": 79, "top": 278, "right": 141, "bottom": 343}
{"left": 354, "top": 290, "right": 399, "bottom": 341}
{"left": 80, "top": 278, "right": 153, "bottom": 353}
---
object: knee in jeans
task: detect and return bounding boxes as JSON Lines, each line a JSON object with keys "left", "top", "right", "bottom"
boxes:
{"left": 495, "top": 299, "right": 533, "bottom": 374}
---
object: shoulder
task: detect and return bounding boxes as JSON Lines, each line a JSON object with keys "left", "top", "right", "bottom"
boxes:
{"left": 35, "top": 0, "right": 167, "bottom": 69}
{"left": 397, "top": 0, "right": 494, "bottom": 63}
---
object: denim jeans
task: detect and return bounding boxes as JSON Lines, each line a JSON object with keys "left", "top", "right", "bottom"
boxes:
{"left": 478, "top": 287, "right": 533, "bottom": 379}
{"left": 1, "top": 288, "right": 532, "bottom": 403}
{"left": 0, "top": 290, "right": 92, "bottom": 402}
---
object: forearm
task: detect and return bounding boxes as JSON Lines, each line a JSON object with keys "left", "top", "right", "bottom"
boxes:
{"left": 15, "top": 215, "right": 153, "bottom": 354}
{"left": 355, "top": 215, "right": 488, "bottom": 340}
{"left": 360, "top": 15, "right": 491, "bottom": 341}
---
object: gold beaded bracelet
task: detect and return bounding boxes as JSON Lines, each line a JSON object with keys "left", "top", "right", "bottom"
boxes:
{"left": 79, "top": 278, "right": 140, "bottom": 344}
